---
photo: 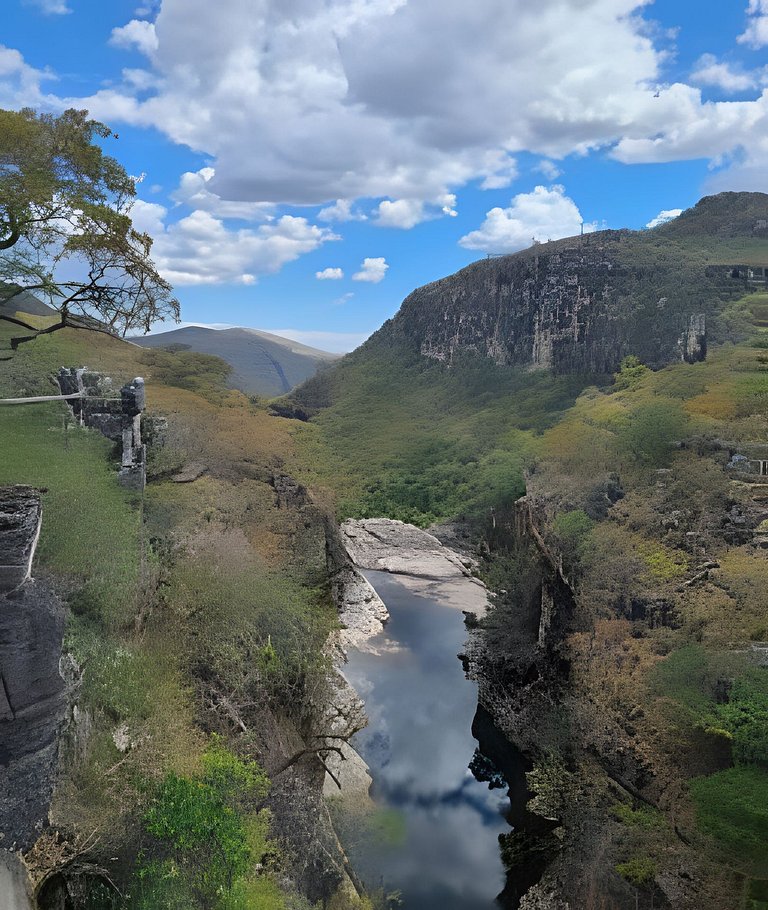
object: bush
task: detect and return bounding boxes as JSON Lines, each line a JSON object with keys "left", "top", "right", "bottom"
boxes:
{"left": 140, "top": 740, "right": 278, "bottom": 908}
{"left": 616, "top": 856, "right": 657, "bottom": 886}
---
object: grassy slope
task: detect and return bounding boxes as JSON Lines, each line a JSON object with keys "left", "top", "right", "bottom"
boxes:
{"left": 0, "top": 320, "right": 349, "bottom": 908}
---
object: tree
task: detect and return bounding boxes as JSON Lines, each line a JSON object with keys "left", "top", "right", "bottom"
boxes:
{"left": 0, "top": 107, "right": 178, "bottom": 345}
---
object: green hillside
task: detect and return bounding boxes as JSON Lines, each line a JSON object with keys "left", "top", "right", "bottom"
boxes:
{"left": 134, "top": 325, "right": 338, "bottom": 397}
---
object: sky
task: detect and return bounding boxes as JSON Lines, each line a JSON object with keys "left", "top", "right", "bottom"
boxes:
{"left": 1, "top": 0, "right": 767, "bottom": 352}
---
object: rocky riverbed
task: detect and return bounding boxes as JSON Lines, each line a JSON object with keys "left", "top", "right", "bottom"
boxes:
{"left": 339, "top": 518, "right": 489, "bottom": 624}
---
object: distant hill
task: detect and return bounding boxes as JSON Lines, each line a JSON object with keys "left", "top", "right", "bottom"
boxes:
{"left": 133, "top": 326, "right": 338, "bottom": 397}
{"left": 0, "top": 285, "right": 58, "bottom": 319}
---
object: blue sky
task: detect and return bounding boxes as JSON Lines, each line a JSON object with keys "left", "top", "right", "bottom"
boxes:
{"left": 2, "top": 0, "right": 767, "bottom": 351}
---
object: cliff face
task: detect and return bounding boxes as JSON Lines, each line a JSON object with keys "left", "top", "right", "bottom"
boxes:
{"left": 391, "top": 240, "right": 729, "bottom": 374}
{"left": 0, "top": 488, "right": 67, "bottom": 849}
{"left": 365, "top": 193, "right": 768, "bottom": 376}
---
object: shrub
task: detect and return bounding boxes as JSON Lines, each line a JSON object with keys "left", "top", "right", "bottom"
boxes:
{"left": 616, "top": 856, "right": 657, "bottom": 886}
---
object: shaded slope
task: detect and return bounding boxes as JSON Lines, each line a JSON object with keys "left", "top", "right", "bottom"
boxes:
{"left": 134, "top": 326, "right": 338, "bottom": 397}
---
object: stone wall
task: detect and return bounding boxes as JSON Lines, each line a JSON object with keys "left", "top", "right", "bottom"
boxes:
{"left": 58, "top": 368, "right": 146, "bottom": 490}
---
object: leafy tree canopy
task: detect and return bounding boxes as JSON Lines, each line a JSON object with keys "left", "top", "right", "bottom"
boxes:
{"left": 0, "top": 107, "right": 178, "bottom": 343}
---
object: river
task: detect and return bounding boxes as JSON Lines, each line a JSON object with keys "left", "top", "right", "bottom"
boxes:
{"left": 339, "top": 569, "right": 517, "bottom": 909}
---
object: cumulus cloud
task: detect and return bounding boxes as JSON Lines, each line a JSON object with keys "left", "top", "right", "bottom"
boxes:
{"left": 739, "top": 0, "right": 768, "bottom": 47}
{"left": 376, "top": 199, "right": 427, "bottom": 229}
{"left": 690, "top": 54, "right": 760, "bottom": 93}
{"left": 646, "top": 208, "right": 683, "bottom": 229}
{"left": 375, "top": 194, "right": 457, "bottom": 228}
{"left": 131, "top": 200, "right": 338, "bottom": 285}
{"left": 58, "top": 0, "right": 684, "bottom": 210}
{"left": 352, "top": 257, "right": 389, "bottom": 283}
{"left": 316, "top": 267, "right": 344, "bottom": 280}
{"left": 317, "top": 199, "right": 367, "bottom": 222}
{"left": 7, "top": 0, "right": 768, "bottom": 211}
{"left": 459, "top": 185, "right": 591, "bottom": 254}
{"left": 172, "top": 167, "right": 274, "bottom": 220}
{"left": 109, "top": 20, "right": 159, "bottom": 56}
{"left": 0, "top": 45, "right": 58, "bottom": 111}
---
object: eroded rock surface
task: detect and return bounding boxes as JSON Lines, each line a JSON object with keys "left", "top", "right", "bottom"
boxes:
{"left": 340, "top": 518, "right": 489, "bottom": 615}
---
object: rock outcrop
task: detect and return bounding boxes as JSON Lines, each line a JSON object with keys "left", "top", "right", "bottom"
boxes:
{"left": 0, "top": 488, "right": 67, "bottom": 850}
{"left": 340, "top": 518, "right": 489, "bottom": 615}
{"left": 0, "top": 486, "right": 42, "bottom": 595}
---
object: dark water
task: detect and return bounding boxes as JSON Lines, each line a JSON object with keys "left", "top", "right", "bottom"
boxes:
{"left": 342, "top": 570, "right": 513, "bottom": 910}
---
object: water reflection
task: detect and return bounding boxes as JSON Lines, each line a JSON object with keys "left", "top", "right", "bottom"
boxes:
{"left": 341, "top": 570, "right": 511, "bottom": 910}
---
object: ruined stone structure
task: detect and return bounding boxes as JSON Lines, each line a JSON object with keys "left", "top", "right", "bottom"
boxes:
{"left": 726, "top": 444, "right": 768, "bottom": 478}
{"left": 716, "top": 264, "right": 768, "bottom": 286}
{"left": 58, "top": 368, "right": 146, "bottom": 490}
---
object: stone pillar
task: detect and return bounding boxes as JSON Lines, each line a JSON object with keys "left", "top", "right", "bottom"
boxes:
{"left": 681, "top": 314, "right": 707, "bottom": 364}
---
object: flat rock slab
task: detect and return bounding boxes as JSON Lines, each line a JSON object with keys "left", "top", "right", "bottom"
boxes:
{"left": 171, "top": 463, "right": 208, "bottom": 483}
{"left": 0, "top": 487, "right": 42, "bottom": 594}
{"left": 341, "top": 518, "right": 488, "bottom": 616}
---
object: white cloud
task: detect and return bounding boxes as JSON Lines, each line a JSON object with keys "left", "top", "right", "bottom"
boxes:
{"left": 376, "top": 199, "right": 426, "bottom": 229}
{"left": 352, "top": 257, "right": 389, "bottom": 283}
{"left": 8, "top": 0, "right": 768, "bottom": 206}
{"left": 57, "top": 0, "right": 677, "bottom": 209}
{"left": 459, "top": 185, "right": 591, "bottom": 254}
{"left": 122, "top": 67, "right": 159, "bottom": 91}
{"left": 739, "top": 0, "right": 768, "bottom": 47}
{"left": 646, "top": 208, "right": 683, "bottom": 229}
{"left": 317, "top": 199, "right": 367, "bottom": 222}
{"left": 535, "top": 159, "right": 563, "bottom": 181}
{"left": 375, "top": 194, "right": 457, "bottom": 228}
{"left": 23, "top": 0, "right": 71, "bottom": 14}
{"left": 332, "top": 292, "right": 355, "bottom": 306}
{"left": 690, "top": 54, "right": 758, "bottom": 94}
{"left": 0, "top": 45, "right": 53, "bottom": 108}
{"left": 131, "top": 200, "right": 338, "bottom": 285}
{"left": 172, "top": 167, "right": 274, "bottom": 220}
{"left": 109, "top": 20, "right": 159, "bottom": 56}
{"left": 316, "top": 267, "right": 344, "bottom": 280}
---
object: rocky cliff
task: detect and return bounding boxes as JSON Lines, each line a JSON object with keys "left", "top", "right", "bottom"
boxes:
{"left": 360, "top": 193, "right": 768, "bottom": 375}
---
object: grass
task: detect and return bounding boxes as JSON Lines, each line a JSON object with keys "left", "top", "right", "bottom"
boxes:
{"left": 0, "top": 320, "right": 341, "bottom": 907}
{"left": 690, "top": 767, "right": 768, "bottom": 873}
{"left": 0, "top": 402, "right": 141, "bottom": 630}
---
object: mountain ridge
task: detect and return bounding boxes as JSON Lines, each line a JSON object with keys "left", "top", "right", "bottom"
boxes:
{"left": 134, "top": 324, "right": 338, "bottom": 398}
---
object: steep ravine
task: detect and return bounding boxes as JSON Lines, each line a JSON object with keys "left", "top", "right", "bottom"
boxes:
{"left": 329, "top": 518, "right": 554, "bottom": 907}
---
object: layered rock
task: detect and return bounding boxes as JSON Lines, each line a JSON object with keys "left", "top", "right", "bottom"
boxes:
{"left": 0, "top": 488, "right": 67, "bottom": 849}
{"left": 340, "top": 518, "right": 489, "bottom": 616}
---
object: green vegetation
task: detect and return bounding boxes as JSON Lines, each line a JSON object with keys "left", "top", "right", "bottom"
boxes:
{"left": 294, "top": 341, "right": 587, "bottom": 525}
{"left": 690, "top": 768, "right": 768, "bottom": 869}
{"left": 615, "top": 856, "right": 657, "bottom": 886}
{"left": 0, "top": 107, "right": 178, "bottom": 337}
{"left": 133, "top": 739, "right": 275, "bottom": 910}
{"left": 0, "top": 320, "right": 344, "bottom": 907}
{"left": 0, "top": 401, "right": 141, "bottom": 630}
{"left": 611, "top": 804, "right": 666, "bottom": 831}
